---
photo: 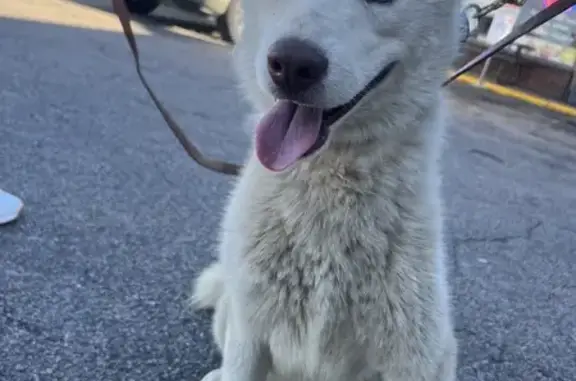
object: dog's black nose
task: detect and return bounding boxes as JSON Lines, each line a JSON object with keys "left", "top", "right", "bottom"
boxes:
{"left": 267, "top": 38, "right": 328, "bottom": 96}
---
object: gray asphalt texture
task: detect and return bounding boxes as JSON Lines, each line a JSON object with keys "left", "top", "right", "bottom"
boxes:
{"left": 1, "top": 1, "right": 575, "bottom": 381}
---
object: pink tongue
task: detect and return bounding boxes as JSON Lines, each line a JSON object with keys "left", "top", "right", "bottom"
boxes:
{"left": 255, "top": 100, "right": 323, "bottom": 172}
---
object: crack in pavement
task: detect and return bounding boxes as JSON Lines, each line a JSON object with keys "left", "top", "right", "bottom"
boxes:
{"left": 450, "top": 221, "right": 543, "bottom": 274}
{"left": 468, "top": 148, "right": 506, "bottom": 165}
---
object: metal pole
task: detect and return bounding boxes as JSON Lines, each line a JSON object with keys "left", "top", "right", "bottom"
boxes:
{"left": 477, "top": 57, "right": 493, "bottom": 86}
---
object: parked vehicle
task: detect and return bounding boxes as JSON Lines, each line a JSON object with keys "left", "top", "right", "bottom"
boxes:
{"left": 125, "top": 0, "right": 243, "bottom": 43}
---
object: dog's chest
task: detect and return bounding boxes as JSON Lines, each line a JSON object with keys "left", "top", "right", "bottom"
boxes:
{"left": 221, "top": 169, "right": 370, "bottom": 377}
{"left": 241, "top": 198, "right": 342, "bottom": 318}
{"left": 244, "top": 222, "right": 351, "bottom": 377}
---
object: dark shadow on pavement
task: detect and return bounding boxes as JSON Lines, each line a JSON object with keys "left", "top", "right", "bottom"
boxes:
{"left": 65, "top": 0, "right": 226, "bottom": 44}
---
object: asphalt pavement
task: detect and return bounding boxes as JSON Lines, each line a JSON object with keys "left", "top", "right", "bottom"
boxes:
{"left": 1, "top": 1, "right": 575, "bottom": 381}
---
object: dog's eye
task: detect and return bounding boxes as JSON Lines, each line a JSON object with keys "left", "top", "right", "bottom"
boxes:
{"left": 365, "top": 0, "right": 395, "bottom": 4}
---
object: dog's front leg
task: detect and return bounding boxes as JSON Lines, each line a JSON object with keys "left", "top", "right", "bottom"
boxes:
{"left": 202, "top": 299, "right": 271, "bottom": 381}
{"left": 221, "top": 319, "right": 270, "bottom": 381}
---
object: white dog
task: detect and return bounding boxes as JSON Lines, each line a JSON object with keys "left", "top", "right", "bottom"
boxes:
{"left": 192, "top": 0, "right": 461, "bottom": 380}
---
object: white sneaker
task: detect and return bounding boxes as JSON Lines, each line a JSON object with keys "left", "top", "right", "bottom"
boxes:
{"left": 0, "top": 189, "right": 23, "bottom": 225}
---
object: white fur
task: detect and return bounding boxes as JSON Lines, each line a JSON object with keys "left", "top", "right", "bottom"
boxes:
{"left": 192, "top": 0, "right": 460, "bottom": 380}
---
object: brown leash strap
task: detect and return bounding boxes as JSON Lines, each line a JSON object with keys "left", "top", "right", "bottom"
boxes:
{"left": 112, "top": 0, "right": 574, "bottom": 176}
{"left": 112, "top": 0, "right": 242, "bottom": 176}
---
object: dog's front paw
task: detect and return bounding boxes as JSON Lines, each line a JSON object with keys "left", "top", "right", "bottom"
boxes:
{"left": 200, "top": 368, "right": 222, "bottom": 381}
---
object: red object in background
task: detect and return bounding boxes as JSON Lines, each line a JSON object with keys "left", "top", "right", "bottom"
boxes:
{"left": 543, "top": 0, "right": 575, "bottom": 12}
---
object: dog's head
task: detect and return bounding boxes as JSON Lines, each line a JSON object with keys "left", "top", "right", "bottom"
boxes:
{"left": 233, "top": 0, "right": 460, "bottom": 172}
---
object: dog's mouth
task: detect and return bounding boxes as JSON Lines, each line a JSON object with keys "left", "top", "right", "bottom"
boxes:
{"left": 255, "top": 61, "right": 398, "bottom": 172}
